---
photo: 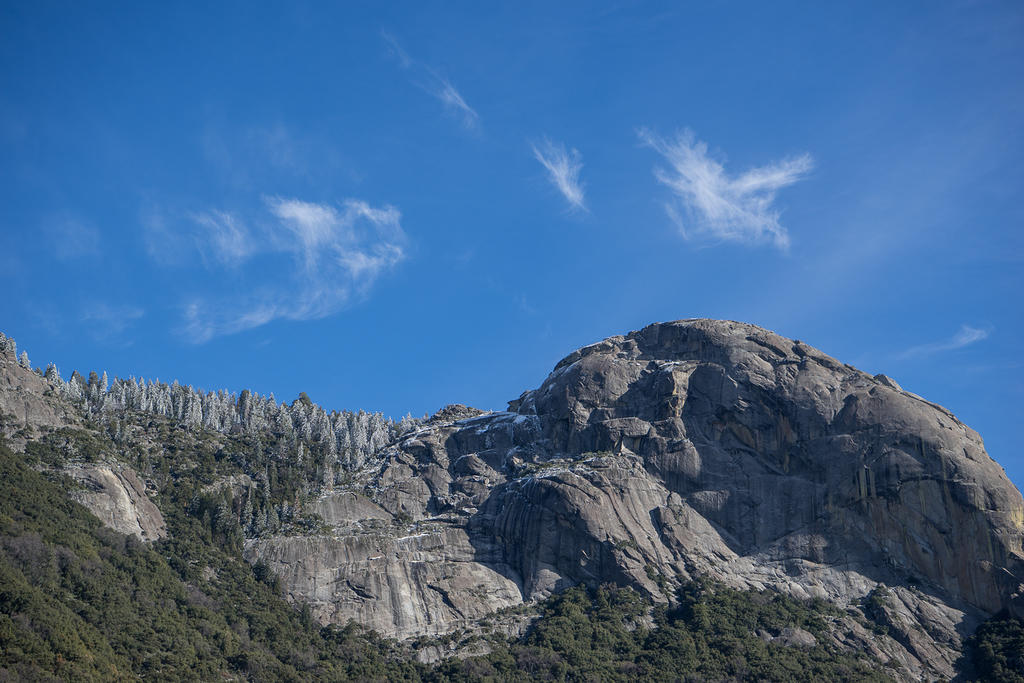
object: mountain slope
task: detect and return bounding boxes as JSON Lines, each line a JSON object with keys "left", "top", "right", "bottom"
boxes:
{"left": 250, "top": 319, "right": 1024, "bottom": 679}
{"left": 0, "top": 430, "right": 890, "bottom": 681}
{"left": 2, "top": 320, "right": 1022, "bottom": 681}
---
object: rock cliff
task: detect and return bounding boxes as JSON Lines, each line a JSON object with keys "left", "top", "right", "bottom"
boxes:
{"left": 0, "top": 342, "right": 80, "bottom": 438}
{"left": 0, "top": 341, "right": 165, "bottom": 543}
{"left": 251, "top": 319, "right": 1024, "bottom": 679}
{"left": 65, "top": 463, "right": 167, "bottom": 541}
{"left": 3, "top": 320, "right": 1022, "bottom": 679}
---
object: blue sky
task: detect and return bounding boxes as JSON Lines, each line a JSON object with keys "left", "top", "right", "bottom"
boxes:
{"left": 1, "top": 2, "right": 1022, "bottom": 486}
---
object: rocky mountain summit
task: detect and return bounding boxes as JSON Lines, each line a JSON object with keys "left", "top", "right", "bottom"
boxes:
{"left": 2, "top": 320, "right": 1022, "bottom": 681}
{"left": 249, "top": 319, "right": 1024, "bottom": 678}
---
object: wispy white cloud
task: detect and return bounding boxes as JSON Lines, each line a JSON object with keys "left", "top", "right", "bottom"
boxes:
{"left": 382, "top": 31, "right": 479, "bottom": 130}
{"left": 426, "top": 71, "right": 479, "bottom": 129}
{"left": 532, "top": 139, "right": 586, "bottom": 211}
{"left": 899, "top": 324, "right": 992, "bottom": 359}
{"left": 381, "top": 30, "right": 413, "bottom": 69}
{"left": 639, "top": 128, "right": 812, "bottom": 249}
{"left": 191, "top": 210, "right": 253, "bottom": 267}
{"left": 142, "top": 207, "right": 192, "bottom": 266}
{"left": 80, "top": 302, "right": 145, "bottom": 345}
{"left": 44, "top": 215, "right": 100, "bottom": 261}
{"left": 180, "top": 197, "right": 406, "bottom": 343}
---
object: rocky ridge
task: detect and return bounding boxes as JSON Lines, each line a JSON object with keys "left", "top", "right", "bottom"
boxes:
{"left": 249, "top": 319, "right": 1024, "bottom": 679}
{"left": 0, "top": 343, "right": 167, "bottom": 542}
{"left": 0, "top": 336, "right": 80, "bottom": 438}
{"left": 2, "top": 319, "right": 1023, "bottom": 680}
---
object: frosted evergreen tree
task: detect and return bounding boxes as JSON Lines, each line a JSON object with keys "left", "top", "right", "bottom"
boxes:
{"left": 292, "top": 404, "right": 311, "bottom": 440}
{"left": 397, "top": 412, "right": 420, "bottom": 434}
{"left": 242, "top": 493, "right": 254, "bottom": 534}
{"left": 4, "top": 330, "right": 408, "bottom": 497}
{"left": 44, "top": 363, "right": 60, "bottom": 382}
{"left": 311, "top": 406, "right": 331, "bottom": 443}
{"left": 0, "top": 333, "right": 15, "bottom": 357}
{"left": 19, "top": 350, "right": 30, "bottom": 369}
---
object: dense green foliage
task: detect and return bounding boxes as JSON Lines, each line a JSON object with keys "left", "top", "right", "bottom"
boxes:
{"left": 30, "top": 412, "right": 342, "bottom": 541}
{"left": 966, "top": 612, "right": 1024, "bottom": 682}
{"left": 1, "top": 428, "right": 899, "bottom": 681}
{"left": 2, "top": 333, "right": 1018, "bottom": 681}
{"left": 432, "top": 582, "right": 891, "bottom": 682}
{"left": 0, "top": 440, "right": 423, "bottom": 681}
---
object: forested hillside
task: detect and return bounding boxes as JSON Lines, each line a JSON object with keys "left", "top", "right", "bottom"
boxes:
{"left": 0, "top": 436, "right": 901, "bottom": 681}
{"left": 1, "top": 330, "right": 420, "bottom": 540}
{"left": 1, "top": 329, "right": 1023, "bottom": 681}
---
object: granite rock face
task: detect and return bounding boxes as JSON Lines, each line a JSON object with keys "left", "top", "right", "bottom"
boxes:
{"left": 1, "top": 344, "right": 165, "bottom": 543}
{"left": 0, "top": 347, "right": 80, "bottom": 436}
{"left": 252, "top": 319, "right": 1024, "bottom": 679}
{"left": 65, "top": 463, "right": 167, "bottom": 542}
{"left": 246, "top": 524, "right": 522, "bottom": 639}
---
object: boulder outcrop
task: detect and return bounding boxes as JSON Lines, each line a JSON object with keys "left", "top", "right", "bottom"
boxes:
{"left": 0, "top": 344, "right": 79, "bottom": 436}
{"left": 65, "top": 463, "right": 167, "bottom": 541}
{"left": 252, "top": 319, "right": 1024, "bottom": 679}
{"left": 1, "top": 342, "right": 165, "bottom": 543}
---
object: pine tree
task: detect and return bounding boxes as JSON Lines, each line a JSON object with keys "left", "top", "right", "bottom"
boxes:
{"left": 0, "top": 332, "right": 16, "bottom": 357}
{"left": 2, "top": 330, "right": 410, "bottom": 496}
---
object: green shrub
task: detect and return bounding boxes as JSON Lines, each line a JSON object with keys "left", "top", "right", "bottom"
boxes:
{"left": 966, "top": 612, "right": 1024, "bottom": 682}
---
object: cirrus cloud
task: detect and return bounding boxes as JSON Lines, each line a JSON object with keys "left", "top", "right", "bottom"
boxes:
{"left": 898, "top": 324, "right": 992, "bottom": 359}
{"left": 179, "top": 197, "right": 406, "bottom": 343}
{"left": 382, "top": 31, "right": 479, "bottom": 130}
{"left": 639, "top": 128, "right": 812, "bottom": 249}
{"left": 532, "top": 138, "right": 586, "bottom": 212}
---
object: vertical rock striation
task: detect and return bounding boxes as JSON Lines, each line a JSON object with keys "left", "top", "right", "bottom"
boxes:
{"left": 252, "top": 319, "right": 1024, "bottom": 678}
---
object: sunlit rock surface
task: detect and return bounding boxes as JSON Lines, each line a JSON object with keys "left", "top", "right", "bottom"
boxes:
{"left": 251, "top": 319, "right": 1024, "bottom": 680}
{"left": 66, "top": 463, "right": 167, "bottom": 542}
